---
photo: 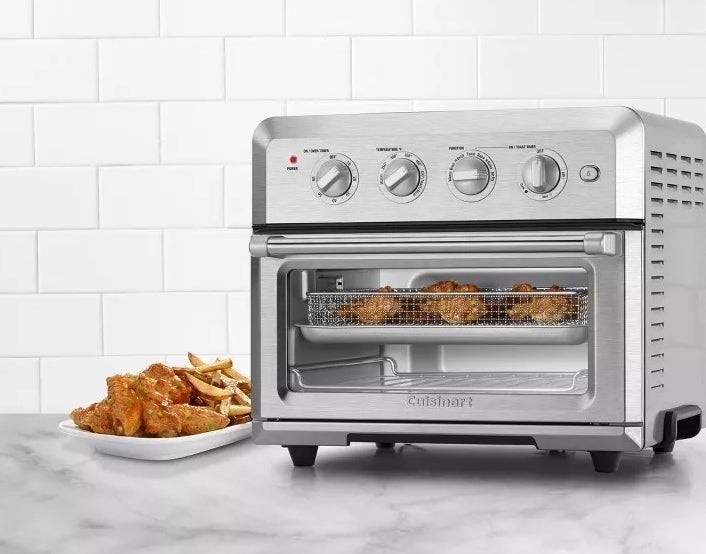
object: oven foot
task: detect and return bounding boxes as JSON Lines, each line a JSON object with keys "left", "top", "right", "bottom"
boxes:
{"left": 652, "top": 405, "right": 702, "bottom": 454}
{"left": 375, "top": 442, "right": 395, "bottom": 449}
{"left": 285, "top": 445, "right": 318, "bottom": 467}
{"left": 589, "top": 451, "right": 622, "bottom": 473}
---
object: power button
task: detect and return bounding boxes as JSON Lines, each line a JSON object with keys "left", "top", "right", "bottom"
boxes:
{"left": 580, "top": 165, "right": 600, "bottom": 182}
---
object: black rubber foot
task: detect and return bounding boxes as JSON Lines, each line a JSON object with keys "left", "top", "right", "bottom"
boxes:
{"left": 285, "top": 445, "right": 318, "bottom": 467}
{"left": 653, "top": 405, "right": 702, "bottom": 454}
{"left": 589, "top": 451, "right": 622, "bottom": 473}
{"left": 376, "top": 442, "right": 395, "bottom": 449}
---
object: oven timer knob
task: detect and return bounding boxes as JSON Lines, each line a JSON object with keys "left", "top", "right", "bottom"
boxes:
{"left": 378, "top": 152, "right": 427, "bottom": 203}
{"left": 518, "top": 150, "right": 568, "bottom": 201}
{"left": 310, "top": 154, "right": 359, "bottom": 204}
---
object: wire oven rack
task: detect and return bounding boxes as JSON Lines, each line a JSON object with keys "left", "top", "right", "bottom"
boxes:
{"left": 299, "top": 287, "right": 589, "bottom": 345}
{"left": 288, "top": 357, "right": 589, "bottom": 395}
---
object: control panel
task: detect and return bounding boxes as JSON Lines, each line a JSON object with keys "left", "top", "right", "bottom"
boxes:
{"left": 261, "top": 129, "right": 617, "bottom": 224}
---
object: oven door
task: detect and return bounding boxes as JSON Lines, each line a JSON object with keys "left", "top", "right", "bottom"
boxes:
{"left": 251, "top": 230, "right": 642, "bottom": 425}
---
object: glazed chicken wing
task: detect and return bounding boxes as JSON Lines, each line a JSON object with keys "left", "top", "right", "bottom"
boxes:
{"left": 421, "top": 281, "right": 488, "bottom": 324}
{"left": 142, "top": 363, "right": 191, "bottom": 404}
{"left": 507, "top": 284, "right": 572, "bottom": 323}
{"left": 171, "top": 404, "right": 229, "bottom": 435}
{"left": 71, "top": 400, "right": 114, "bottom": 435}
{"left": 336, "top": 285, "right": 401, "bottom": 324}
{"left": 135, "top": 372, "right": 182, "bottom": 438}
{"left": 106, "top": 374, "right": 141, "bottom": 436}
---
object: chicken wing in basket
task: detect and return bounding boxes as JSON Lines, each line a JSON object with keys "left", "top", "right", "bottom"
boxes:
{"left": 420, "top": 280, "right": 488, "bottom": 324}
{"left": 336, "top": 285, "right": 401, "bottom": 324}
{"left": 507, "top": 284, "right": 573, "bottom": 323}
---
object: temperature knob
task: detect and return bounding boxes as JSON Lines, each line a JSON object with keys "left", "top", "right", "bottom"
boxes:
{"left": 310, "top": 154, "right": 358, "bottom": 204}
{"left": 447, "top": 150, "right": 496, "bottom": 202}
{"left": 378, "top": 152, "right": 427, "bottom": 203}
{"left": 521, "top": 154, "right": 560, "bottom": 194}
{"left": 518, "top": 150, "right": 568, "bottom": 201}
{"left": 383, "top": 159, "right": 419, "bottom": 197}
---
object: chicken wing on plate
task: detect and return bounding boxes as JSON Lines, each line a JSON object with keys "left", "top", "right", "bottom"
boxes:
{"left": 70, "top": 400, "right": 114, "bottom": 435}
{"left": 171, "top": 404, "right": 229, "bottom": 435}
{"left": 106, "top": 374, "right": 141, "bottom": 436}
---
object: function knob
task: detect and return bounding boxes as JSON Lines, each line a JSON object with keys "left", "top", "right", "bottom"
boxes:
{"left": 378, "top": 152, "right": 427, "bottom": 203}
{"left": 447, "top": 150, "right": 496, "bottom": 202}
{"left": 310, "top": 154, "right": 359, "bottom": 204}
{"left": 521, "top": 154, "right": 560, "bottom": 194}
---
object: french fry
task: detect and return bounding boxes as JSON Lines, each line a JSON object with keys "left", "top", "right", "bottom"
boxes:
{"left": 218, "top": 397, "right": 231, "bottom": 416}
{"left": 228, "top": 405, "right": 251, "bottom": 416}
{"left": 188, "top": 352, "right": 205, "bottom": 367}
{"left": 184, "top": 373, "right": 233, "bottom": 400}
{"left": 231, "top": 386, "right": 251, "bottom": 407}
{"left": 194, "top": 358, "right": 233, "bottom": 374}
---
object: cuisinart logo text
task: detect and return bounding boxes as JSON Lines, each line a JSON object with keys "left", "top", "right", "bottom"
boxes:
{"left": 407, "top": 395, "right": 473, "bottom": 408}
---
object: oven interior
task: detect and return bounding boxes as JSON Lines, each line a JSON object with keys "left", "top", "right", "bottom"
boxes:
{"left": 286, "top": 266, "right": 591, "bottom": 396}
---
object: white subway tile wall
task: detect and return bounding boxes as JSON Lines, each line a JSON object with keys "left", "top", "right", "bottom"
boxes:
{"left": 0, "top": 0, "right": 705, "bottom": 413}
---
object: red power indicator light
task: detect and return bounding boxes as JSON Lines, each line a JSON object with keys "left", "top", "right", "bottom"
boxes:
{"left": 289, "top": 155, "right": 298, "bottom": 164}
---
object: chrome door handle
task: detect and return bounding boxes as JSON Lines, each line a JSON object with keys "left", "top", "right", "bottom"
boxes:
{"left": 251, "top": 233, "right": 621, "bottom": 257}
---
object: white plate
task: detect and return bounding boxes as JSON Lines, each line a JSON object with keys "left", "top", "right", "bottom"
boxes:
{"left": 58, "top": 420, "right": 252, "bottom": 460}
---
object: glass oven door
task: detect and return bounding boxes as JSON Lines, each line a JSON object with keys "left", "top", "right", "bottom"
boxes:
{"left": 252, "top": 231, "right": 634, "bottom": 424}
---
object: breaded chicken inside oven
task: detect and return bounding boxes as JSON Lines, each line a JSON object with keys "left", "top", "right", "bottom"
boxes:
{"left": 507, "top": 284, "right": 572, "bottom": 323}
{"left": 336, "top": 285, "right": 401, "bottom": 324}
{"left": 420, "top": 280, "right": 488, "bottom": 324}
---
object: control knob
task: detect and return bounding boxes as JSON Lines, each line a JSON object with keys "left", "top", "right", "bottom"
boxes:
{"left": 378, "top": 152, "right": 427, "bottom": 203}
{"left": 452, "top": 157, "right": 490, "bottom": 195}
{"left": 314, "top": 159, "right": 352, "bottom": 198}
{"left": 521, "top": 154, "right": 561, "bottom": 194}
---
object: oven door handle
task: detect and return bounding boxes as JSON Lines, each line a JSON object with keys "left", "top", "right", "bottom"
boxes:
{"left": 251, "top": 232, "right": 620, "bottom": 257}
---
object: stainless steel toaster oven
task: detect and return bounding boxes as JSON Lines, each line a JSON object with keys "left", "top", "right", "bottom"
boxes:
{"left": 249, "top": 107, "right": 705, "bottom": 473}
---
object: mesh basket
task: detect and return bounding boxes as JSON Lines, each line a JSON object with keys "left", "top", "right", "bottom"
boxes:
{"left": 307, "top": 287, "right": 588, "bottom": 327}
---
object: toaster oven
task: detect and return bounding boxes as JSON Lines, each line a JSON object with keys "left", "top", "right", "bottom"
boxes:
{"left": 249, "top": 107, "right": 705, "bottom": 473}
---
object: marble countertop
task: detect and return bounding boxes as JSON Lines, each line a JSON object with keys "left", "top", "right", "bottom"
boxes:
{"left": 1, "top": 415, "right": 705, "bottom": 554}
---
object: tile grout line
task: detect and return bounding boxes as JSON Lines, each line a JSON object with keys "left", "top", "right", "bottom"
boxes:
{"left": 222, "top": 165, "right": 227, "bottom": 226}
{"left": 222, "top": 38, "right": 227, "bottom": 100}
{"left": 601, "top": 35, "right": 606, "bottom": 97}
{"left": 95, "top": 167, "right": 101, "bottom": 227}
{"left": 536, "top": 0, "right": 541, "bottom": 33}
{"left": 99, "top": 294, "right": 105, "bottom": 355}
{"left": 349, "top": 36, "right": 353, "bottom": 100}
{"left": 283, "top": 0, "right": 288, "bottom": 36}
{"left": 34, "top": 230, "right": 39, "bottom": 293}
{"left": 31, "top": 0, "right": 35, "bottom": 37}
{"left": 95, "top": 39, "right": 100, "bottom": 101}
{"left": 161, "top": 230, "right": 166, "bottom": 291}
{"left": 225, "top": 293, "right": 231, "bottom": 354}
{"left": 157, "top": 0, "right": 162, "bottom": 36}
{"left": 157, "top": 103, "right": 163, "bottom": 164}
{"left": 37, "top": 357, "right": 42, "bottom": 413}
{"left": 475, "top": 36, "right": 480, "bottom": 99}
{"left": 31, "top": 105, "right": 37, "bottom": 166}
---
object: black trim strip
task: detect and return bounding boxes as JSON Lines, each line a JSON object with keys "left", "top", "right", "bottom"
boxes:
{"left": 262, "top": 418, "right": 644, "bottom": 427}
{"left": 349, "top": 433, "right": 536, "bottom": 446}
{"left": 253, "top": 219, "right": 644, "bottom": 235}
